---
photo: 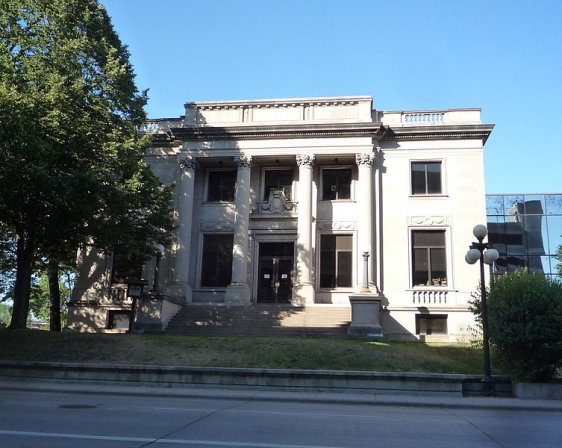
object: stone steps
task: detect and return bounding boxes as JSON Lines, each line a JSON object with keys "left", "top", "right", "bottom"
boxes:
{"left": 165, "top": 305, "right": 351, "bottom": 337}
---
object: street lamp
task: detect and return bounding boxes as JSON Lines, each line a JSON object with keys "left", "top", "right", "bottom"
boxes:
{"left": 465, "top": 224, "right": 499, "bottom": 396}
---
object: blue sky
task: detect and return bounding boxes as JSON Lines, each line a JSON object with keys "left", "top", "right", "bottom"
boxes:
{"left": 102, "top": 0, "right": 562, "bottom": 194}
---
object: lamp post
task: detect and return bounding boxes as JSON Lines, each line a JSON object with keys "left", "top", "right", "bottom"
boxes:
{"left": 465, "top": 224, "right": 499, "bottom": 396}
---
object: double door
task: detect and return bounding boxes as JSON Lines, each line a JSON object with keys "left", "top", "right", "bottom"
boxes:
{"left": 257, "top": 242, "right": 294, "bottom": 303}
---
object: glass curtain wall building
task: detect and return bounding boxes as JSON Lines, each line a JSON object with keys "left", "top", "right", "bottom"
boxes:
{"left": 486, "top": 194, "right": 562, "bottom": 281}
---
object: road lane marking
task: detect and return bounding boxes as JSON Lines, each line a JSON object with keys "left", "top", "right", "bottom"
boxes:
{"left": 0, "top": 429, "right": 346, "bottom": 448}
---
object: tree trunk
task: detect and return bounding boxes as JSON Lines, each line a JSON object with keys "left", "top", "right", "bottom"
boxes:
{"left": 9, "top": 229, "right": 35, "bottom": 329}
{"left": 47, "top": 258, "right": 61, "bottom": 332}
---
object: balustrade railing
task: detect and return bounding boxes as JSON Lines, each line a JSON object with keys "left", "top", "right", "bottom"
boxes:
{"left": 402, "top": 112, "right": 445, "bottom": 124}
{"left": 110, "top": 283, "right": 129, "bottom": 303}
{"left": 412, "top": 290, "right": 448, "bottom": 305}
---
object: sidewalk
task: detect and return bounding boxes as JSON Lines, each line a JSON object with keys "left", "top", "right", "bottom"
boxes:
{"left": 1, "top": 376, "right": 561, "bottom": 412}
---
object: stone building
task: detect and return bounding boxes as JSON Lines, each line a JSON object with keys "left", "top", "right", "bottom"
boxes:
{"left": 68, "top": 96, "right": 494, "bottom": 341}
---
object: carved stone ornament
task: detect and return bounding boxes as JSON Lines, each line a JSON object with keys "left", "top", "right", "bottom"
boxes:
{"left": 355, "top": 152, "right": 376, "bottom": 167}
{"left": 178, "top": 154, "right": 197, "bottom": 171}
{"left": 316, "top": 220, "right": 356, "bottom": 230}
{"left": 296, "top": 154, "right": 315, "bottom": 167}
{"left": 261, "top": 189, "right": 294, "bottom": 214}
{"left": 235, "top": 154, "right": 253, "bottom": 168}
{"left": 200, "top": 221, "right": 235, "bottom": 231}
{"left": 409, "top": 216, "right": 450, "bottom": 226}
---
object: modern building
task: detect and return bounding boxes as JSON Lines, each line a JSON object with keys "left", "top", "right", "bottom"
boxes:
{"left": 486, "top": 193, "right": 562, "bottom": 280}
{"left": 68, "top": 96, "right": 495, "bottom": 341}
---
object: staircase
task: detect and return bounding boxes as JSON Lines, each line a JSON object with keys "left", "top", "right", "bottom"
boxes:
{"left": 165, "top": 305, "right": 351, "bottom": 337}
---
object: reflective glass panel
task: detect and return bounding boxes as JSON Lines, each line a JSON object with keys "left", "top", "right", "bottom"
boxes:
{"left": 486, "top": 195, "right": 504, "bottom": 216}
{"left": 545, "top": 194, "right": 562, "bottom": 215}
{"left": 523, "top": 195, "right": 546, "bottom": 215}
{"left": 503, "top": 195, "right": 525, "bottom": 217}
{"left": 546, "top": 216, "right": 562, "bottom": 256}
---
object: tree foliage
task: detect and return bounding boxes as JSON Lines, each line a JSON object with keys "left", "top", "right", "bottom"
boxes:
{"left": 0, "top": 0, "right": 174, "bottom": 328}
{"left": 486, "top": 269, "right": 562, "bottom": 381}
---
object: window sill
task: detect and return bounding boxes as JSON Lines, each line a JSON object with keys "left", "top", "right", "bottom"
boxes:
{"left": 319, "top": 199, "right": 354, "bottom": 203}
{"left": 409, "top": 194, "right": 448, "bottom": 199}
{"left": 408, "top": 287, "right": 457, "bottom": 292}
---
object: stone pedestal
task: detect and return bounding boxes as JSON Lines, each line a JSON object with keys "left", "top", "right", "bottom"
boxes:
{"left": 348, "top": 294, "right": 383, "bottom": 339}
{"left": 133, "top": 291, "right": 183, "bottom": 333}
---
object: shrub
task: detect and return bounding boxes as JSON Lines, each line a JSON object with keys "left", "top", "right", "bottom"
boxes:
{"left": 487, "top": 269, "right": 562, "bottom": 381}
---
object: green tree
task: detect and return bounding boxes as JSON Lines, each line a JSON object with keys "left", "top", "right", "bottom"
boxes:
{"left": 487, "top": 269, "right": 562, "bottom": 381}
{"left": 0, "top": 0, "right": 173, "bottom": 329}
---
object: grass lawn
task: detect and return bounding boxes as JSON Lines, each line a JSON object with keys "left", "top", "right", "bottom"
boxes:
{"left": 0, "top": 329, "right": 490, "bottom": 375}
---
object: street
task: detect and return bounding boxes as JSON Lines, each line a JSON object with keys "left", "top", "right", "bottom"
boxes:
{"left": 0, "top": 385, "right": 560, "bottom": 447}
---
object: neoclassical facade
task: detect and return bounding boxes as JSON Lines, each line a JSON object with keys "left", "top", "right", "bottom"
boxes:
{"left": 68, "top": 96, "right": 494, "bottom": 341}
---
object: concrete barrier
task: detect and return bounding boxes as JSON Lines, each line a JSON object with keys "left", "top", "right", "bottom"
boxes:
{"left": 0, "top": 361, "right": 513, "bottom": 397}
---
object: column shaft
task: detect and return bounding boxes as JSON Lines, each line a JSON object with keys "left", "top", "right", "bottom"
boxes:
{"left": 167, "top": 154, "right": 196, "bottom": 302}
{"left": 226, "top": 155, "right": 253, "bottom": 304}
{"left": 293, "top": 154, "right": 315, "bottom": 305}
{"left": 356, "top": 152, "right": 376, "bottom": 291}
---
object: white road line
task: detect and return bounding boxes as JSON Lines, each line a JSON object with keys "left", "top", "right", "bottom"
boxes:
{"left": 0, "top": 429, "right": 345, "bottom": 448}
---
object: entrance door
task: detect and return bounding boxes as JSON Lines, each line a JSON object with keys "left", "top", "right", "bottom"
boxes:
{"left": 257, "top": 242, "right": 294, "bottom": 303}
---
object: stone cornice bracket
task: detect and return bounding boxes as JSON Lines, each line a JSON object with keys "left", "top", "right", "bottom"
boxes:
{"left": 296, "top": 154, "right": 315, "bottom": 167}
{"left": 235, "top": 154, "right": 253, "bottom": 168}
{"left": 355, "top": 152, "right": 376, "bottom": 167}
{"left": 178, "top": 154, "right": 197, "bottom": 171}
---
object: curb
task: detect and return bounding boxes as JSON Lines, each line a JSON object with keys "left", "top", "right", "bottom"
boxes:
{"left": 1, "top": 378, "right": 561, "bottom": 412}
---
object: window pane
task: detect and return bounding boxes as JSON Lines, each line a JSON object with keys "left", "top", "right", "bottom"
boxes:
{"left": 546, "top": 216, "right": 562, "bottom": 256}
{"left": 412, "top": 230, "right": 446, "bottom": 286}
{"left": 208, "top": 170, "right": 236, "bottom": 202}
{"left": 264, "top": 170, "right": 293, "bottom": 200}
{"left": 411, "top": 162, "right": 441, "bottom": 195}
{"left": 426, "top": 163, "right": 441, "bottom": 194}
{"left": 411, "top": 163, "right": 426, "bottom": 195}
{"left": 322, "top": 169, "right": 351, "bottom": 200}
{"left": 545, "top": 194, "right": 562, "bottom": 215}
{"left": 413, "top": 230, "right": 445, "bottom": 247}
{"left": 413, "top": 248, "right": 429, "bottom": 286}
{"left": 486, "top": 195, "right": 504, "bottom": 216}
{"left": 337, "top": 252, "right": 352, "bottom": 287}
{"left": 320, "top": 235, "right": 352, "bottom": 288}
{"left": 430, "top": 248, "right": 447, "bottom": 282}
{"left": 201, "top": 235, "right": 233, "bottom": 287}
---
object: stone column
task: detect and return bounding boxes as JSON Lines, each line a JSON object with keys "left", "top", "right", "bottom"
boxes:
{"left": 293, "top": 154, "right": 315, "bottom": 305}
{"left": 226, "top": 154, "right": 253, "bottom": 305}
{"left": 356, "top": 152, "right": 376, "bottom": 292}
{"left": 167, "top": 153, "right": 196, "bottom": 302}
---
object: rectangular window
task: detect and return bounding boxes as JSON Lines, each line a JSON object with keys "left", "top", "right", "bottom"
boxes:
{"left": 320, "top": 235, "right": 353, "bottom": 288}
{"left": 412, "top": 230, "right": 447, "bottom": 286}
{"left": 411, "top": 161, "right": 442, "bottom": 195}
{"left": 416, "top": 314, "right": 448, "bottom": 335}
{"left": 264, "top": 169, "right": 293, "bottom": 200}
{"left": 207, "top": 170, "right": 236, "bottom": 202}
{"left": 201, "top": 234, "right": 233, "bottom": 287}
{"left": 322, "top": 168, "right": 352, "bottom": 200}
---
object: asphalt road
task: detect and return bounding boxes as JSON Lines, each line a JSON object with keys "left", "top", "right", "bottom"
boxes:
{"left": 0, "top": 386, "right": 560, "bottom": 448}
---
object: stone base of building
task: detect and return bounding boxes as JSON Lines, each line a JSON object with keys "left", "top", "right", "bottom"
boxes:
{"left": 166, "top": 282, "right": 192, "bottom": 303}
{"left": 133, "top": 292, "right": 183, "bottom": 333}
{"left": 292, "top": 283, "right": 315, "bottom": 306}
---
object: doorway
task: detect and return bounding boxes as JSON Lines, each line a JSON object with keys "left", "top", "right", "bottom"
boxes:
{"left": 257, "top": 242, "right": 294, "bottom": 303}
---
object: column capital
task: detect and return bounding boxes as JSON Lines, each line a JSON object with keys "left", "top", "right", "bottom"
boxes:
{"left": 178, "top": 154, "right": 197, "bottom": 171}
{"left": 355, "top": 152, "right": 376, "bottom": 167}
{"left": 235, "top": 154, "right": 253, "bottom": 168}
{"left": 296, "top": 154, "right": 315, "bottom": 167}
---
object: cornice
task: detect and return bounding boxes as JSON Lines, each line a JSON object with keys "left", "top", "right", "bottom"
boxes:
{"left": 381, "top": 124, "right": 495, "bottom": 144}
{"left": 169, "top": 122, "right": 384, "bottom": 141}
